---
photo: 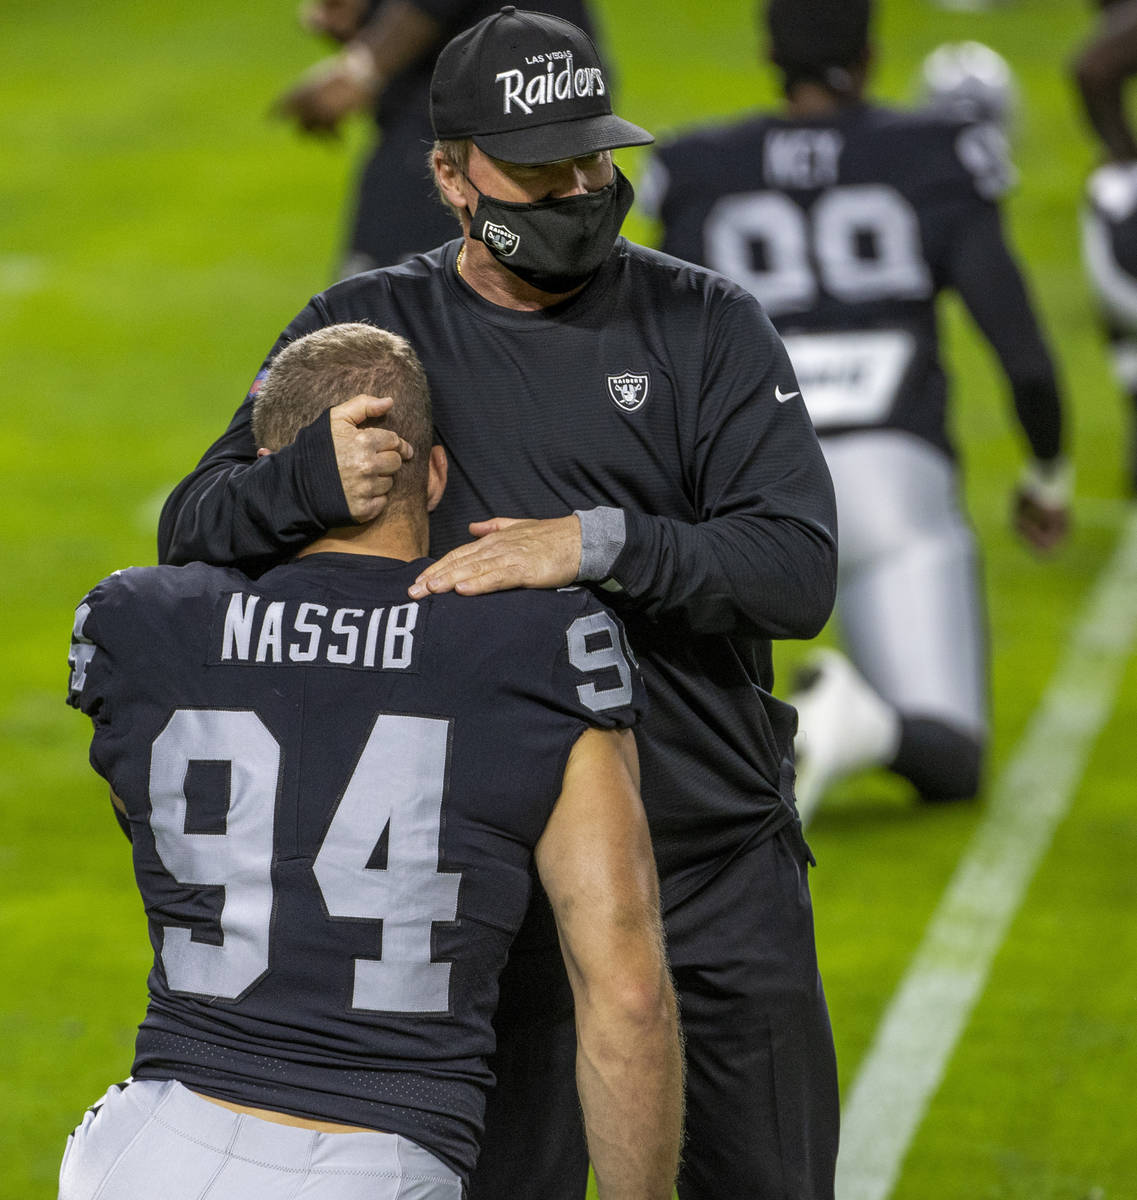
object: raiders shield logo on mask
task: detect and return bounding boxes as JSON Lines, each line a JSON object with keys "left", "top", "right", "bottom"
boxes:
{"left": 607, "top": 371, "right": 649, "bottom": 411}
{"left": 483, "top": 221, "right": 520, "bottom": 256}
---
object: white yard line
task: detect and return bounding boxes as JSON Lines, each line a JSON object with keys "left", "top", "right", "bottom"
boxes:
{"left": 835, "top": 507, "right": 1137, "bottom": 1200}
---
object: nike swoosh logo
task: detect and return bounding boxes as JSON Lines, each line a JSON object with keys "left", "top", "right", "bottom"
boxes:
{"left": 775, "top": 386, "right": 800, "bottom": 403}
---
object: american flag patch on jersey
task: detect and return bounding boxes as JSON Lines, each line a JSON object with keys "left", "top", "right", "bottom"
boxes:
{"left": 247, "top": 367, "right": 270, "bottom": 399}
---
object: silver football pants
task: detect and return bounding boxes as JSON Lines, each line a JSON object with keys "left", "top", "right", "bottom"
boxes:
{"left": 821, "top": 430, "right": 988, "bottom": 738}
{"left": 58, "top": 1079, "right": 463, "bottom": 1200}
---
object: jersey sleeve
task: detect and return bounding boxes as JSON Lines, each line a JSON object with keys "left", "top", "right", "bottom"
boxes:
{"left": 952, "top": 122, "right": 1016, "bottom": 202}
{"left": 551, "top": 589, "right": 646, "bottom": 731}
{"left": 67, "top": 573, "right": 133, "bottom": 789}
{"left": 67, "top": 591, "right": 104, "bottom": 720}
{"left": 157, "top": 297, "right": 350, "bottom": 571}
{"left": 607, "top": 290, "right": 838, "bottom": 639}
{"left": 946, "top": 203, "right": 1065, "bottom": 462}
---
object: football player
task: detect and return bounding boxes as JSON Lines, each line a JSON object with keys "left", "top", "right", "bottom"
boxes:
{"left": 60, "top": 324, "right": 682, "bottom": 1200}
{"left": 1075, "top": 0, "right": 1137, "bottom": 493}
{"left": 642, "top": 0, "right": 1070, "bottom": 819}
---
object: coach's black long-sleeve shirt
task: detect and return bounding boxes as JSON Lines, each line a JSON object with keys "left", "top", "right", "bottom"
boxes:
{"left": 159, "top": 239, "right": 837, "bottom": 901}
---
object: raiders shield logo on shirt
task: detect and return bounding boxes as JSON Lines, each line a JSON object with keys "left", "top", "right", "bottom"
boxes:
{"left": 483, "top": 222, "right": 520, "bottom": 256}
{"left": 607, "top": 372, "right": 649, "bottom": 411}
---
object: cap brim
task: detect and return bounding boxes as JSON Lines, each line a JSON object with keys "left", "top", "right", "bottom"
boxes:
{"left": 472, "top": 113, "right": 654, "bottom": 165}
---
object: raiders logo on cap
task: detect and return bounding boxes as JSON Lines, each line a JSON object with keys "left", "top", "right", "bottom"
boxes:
{"left": 430, "top": 6, "right": 653, "bottom": 165}
{"left": 483, "top": 222, "right": 520, "bottom": 256}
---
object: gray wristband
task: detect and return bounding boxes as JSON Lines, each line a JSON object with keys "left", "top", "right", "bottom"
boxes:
{"left": 574, "top": 506, "right": 626, "bottom": 582}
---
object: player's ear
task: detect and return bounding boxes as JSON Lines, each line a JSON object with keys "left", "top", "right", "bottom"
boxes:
{"left": 427, "top": 445, "right": 448, "bottom": 512}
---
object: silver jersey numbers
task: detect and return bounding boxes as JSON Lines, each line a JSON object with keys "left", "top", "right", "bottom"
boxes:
{"left": 703, "top": 184, "right": 932, "bottom": 318}
{"left": 146, "top": 708, "right": 458, "bottom": 1012}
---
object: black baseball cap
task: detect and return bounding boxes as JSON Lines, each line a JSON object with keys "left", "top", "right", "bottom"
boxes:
{"left": 430, "top": 5, "right": 653, "bottom": 165}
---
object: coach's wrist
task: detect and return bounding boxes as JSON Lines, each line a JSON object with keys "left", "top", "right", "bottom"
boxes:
{"left": 574, "top": 507, "right": 626, "bottom": 583}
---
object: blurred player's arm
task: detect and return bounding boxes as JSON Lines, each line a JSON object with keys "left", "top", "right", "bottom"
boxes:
{"left": 535, "top": 727, "right": 683, "bottom": 1200}
{"left": 276, "top": 0, "right": 445, "bottom": 135}
{"left": 158, "top": 304, "right": 411, "bottom": 568}
{"left": 1073, "top": 0, "right": 1137, "bottom": 163}
{"left": 947, "top": 203, "right": 1071, "bottom": 552}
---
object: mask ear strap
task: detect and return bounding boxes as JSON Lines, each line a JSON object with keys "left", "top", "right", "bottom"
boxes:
{"left": 461, "top": 171, "right": 484, "bottom": 200}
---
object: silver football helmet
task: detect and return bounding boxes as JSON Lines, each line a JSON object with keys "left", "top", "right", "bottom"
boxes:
{"left": 919, "top": 41, "right": 1018, "bottom": 130}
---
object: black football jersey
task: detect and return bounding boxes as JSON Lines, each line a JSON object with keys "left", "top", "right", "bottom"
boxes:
{"left": 158, "top": 239, "right": 839, "bottom": 900}
{"left": 647, "top": 102, "right": 1061, "bottom": 459}
{"left": 67, "top": 554, "right": 643, "bottom": 1180}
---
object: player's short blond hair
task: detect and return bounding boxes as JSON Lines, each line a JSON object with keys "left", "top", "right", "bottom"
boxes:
{"left": 253, "top": 322, "right": 432, "bottom": 504}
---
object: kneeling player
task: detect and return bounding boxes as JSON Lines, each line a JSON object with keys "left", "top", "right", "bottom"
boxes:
{"left": 643, "top": 0, "right": 1070, "bottom": 819}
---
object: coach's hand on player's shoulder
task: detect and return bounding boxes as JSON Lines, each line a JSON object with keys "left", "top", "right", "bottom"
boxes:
{"left": 408, "top": 516, "right": 582, "bottom": 598}
{"left": 329, "top": 394, "right": 413, "bottom": 523}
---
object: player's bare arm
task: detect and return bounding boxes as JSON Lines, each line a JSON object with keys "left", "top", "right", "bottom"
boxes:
{"left": 276, "top": 0, "right": 444, "bottom": 135}
{"left": 408, "top": 515, "right": 582, "bottom": 597}
{"left": 535, "top": 727, "right": 683, "bottom": 1200}
{"left": 1074, "top": 0, "right": 1137, "bottom": 162}
{"left": 328, "top": 393, "right": 415, "bottom": 523}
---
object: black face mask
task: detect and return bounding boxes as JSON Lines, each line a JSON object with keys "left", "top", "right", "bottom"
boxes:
{"left": 466, "top": 166, "right": 635, "bottom": 294}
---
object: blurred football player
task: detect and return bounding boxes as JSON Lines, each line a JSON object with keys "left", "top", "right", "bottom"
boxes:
{"left": 275, "top": 0, "right": 603, "bottom": 276}
{"left": 60, "top": 323, "right": 682, "bottom": 1200}
{"left": 1075, "top": 0, "right": 1137, "bottom": 492}
{"left": 642, "top": 0, "right": 1070, "bottom": 820}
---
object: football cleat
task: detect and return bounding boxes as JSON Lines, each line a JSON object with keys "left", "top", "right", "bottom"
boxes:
{"left": 789, "top": 648, "right": 902, "bottom": 825}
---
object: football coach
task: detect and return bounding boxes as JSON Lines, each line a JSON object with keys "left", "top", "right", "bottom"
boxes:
{"left": 160, "top": 7, "right": 842, "bottom": 1198}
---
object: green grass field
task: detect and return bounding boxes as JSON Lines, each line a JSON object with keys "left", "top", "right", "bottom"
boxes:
{"left": 3, "top": 1, "right": 1134, "bottom": 1196}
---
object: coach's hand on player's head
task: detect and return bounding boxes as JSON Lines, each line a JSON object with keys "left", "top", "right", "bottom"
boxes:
{"left": 408, "top": 516, "right": 582, "bottom": 598}
{"left": 328, "top": 393, "right": 414, "bottom": 523}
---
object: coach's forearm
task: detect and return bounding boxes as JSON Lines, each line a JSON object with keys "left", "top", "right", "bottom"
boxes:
{"left": 575, "top": 974, "right": 684, "bottom": 1200}
{"left": 158, "top": 410, "right": 348, "bottom": 567}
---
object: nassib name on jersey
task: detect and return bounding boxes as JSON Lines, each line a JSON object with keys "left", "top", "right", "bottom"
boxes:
{"left": 213, "top": 592, "right": 421, "bottom": 671}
